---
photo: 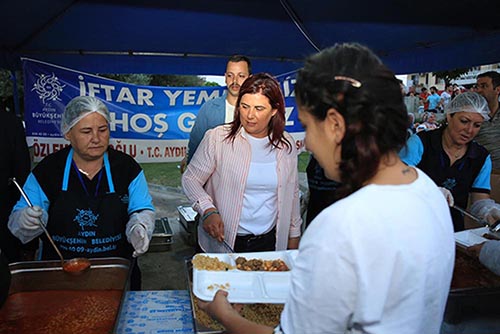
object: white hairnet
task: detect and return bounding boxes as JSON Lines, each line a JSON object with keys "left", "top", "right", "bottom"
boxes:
{"left": 61, "top": 96, "right": 110, "bottom": 135}
{"left": 445, "top": 91, "right": 490, "bottom": 121}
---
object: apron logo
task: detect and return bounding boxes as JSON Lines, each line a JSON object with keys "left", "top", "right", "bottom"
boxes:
{"left": 120, "top": 194, "right": 129, "bottom": 205}
{"left": 74, "top": 208, "right": 99, "bottom": 231}
{"left": 442, "top": 178, "right": 457, "bottom": 190}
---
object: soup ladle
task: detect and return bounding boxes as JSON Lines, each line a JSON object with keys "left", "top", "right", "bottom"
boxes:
{"left": 10, "top": 178, "right": 91, "bottom": 275}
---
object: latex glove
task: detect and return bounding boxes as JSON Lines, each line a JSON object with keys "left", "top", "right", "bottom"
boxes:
{"left": 470, "top": 199, "right": 500, "bottom": 226}
{"left": 129, "top": 224, "right": 150, "bottom": 257}
{"left": 485, "top": 206, "right": 500, "bottom": 226}
{"left": 438, "top": 187, "right": 454, "bottom": 207}
{"left": 8, "top": 206, "right": 47, "bottom": 244}
{"left": 19, "top": 206, "right": 44, "bottom": 230}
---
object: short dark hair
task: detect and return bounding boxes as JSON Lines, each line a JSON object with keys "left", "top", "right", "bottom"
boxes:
{"left": 477, "top": 71, "right": 500, "bottom": 89}
{"left": 227, "top": 55, "right": 252, "bottom": 74}
{"left": 295, "top": 43, "right": 407, "bottom": 198}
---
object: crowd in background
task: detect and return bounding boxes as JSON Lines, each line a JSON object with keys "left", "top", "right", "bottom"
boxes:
{"left": 405, "top": 81, "right": 497, "bottom": 134}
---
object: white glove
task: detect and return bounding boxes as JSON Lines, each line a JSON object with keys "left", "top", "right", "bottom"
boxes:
{"left": 470, "top": 199, "right": 500, "bottom": 230}
{"left": 438, "top": 187, "right": 454, "bottom": 207}
{"left": 129, "top": 224, "right": 150, "bottom": 258}
{"left": 126, "top": 210, "right": 155, "bottom": 257}
{"left": 19, "top": 206, "right": 44, "bottom": 230}
{"left": 485, "top": 207, "right": 500, "bottom": 225}
{"left": 8, "top": 206, "right": 48, "bottom": 244}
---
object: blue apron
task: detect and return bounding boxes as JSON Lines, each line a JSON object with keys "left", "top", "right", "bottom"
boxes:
{"left": 41, "top": 149, "right": 132, "bottom": 260}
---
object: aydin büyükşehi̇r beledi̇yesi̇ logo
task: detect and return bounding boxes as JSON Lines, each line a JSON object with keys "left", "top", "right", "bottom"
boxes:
{"left": 31, "top": 73, "right": 66, "bottom": 104}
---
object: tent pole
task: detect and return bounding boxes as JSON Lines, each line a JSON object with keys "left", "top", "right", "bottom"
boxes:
{"left": 10, "top": 70, "right": 20, "bottom": 117}
{"left": 280, "top": 0, "right": 320, "bottom": 52}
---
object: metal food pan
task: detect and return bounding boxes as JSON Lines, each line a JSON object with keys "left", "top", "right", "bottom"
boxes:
{"left": 150, "top": 217, "right": 173, "bottom": 252}
{"left": 445, "top": 249, "right": 500, "bottom": 323}
{"left": 186, "top": 259, "right": 223, "bottom": 334}
{"left": 8, "top": 257, "right": 130, "bottom": 293}
{"left": 5, "top": 257, "right": 131, "bottom": 333}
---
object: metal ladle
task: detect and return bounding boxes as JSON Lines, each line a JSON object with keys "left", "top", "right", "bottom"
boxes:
{"left": 453, "top": 204, "right": 500, "bottom": 233}
{"left": 10, "top": 178, "right": 91, "bottom": 275}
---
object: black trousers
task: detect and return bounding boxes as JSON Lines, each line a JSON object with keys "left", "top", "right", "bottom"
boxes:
{"left": 234, "top": 227, "right": 276, "bottom": 253}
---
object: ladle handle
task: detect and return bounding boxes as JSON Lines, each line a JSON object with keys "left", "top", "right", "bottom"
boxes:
{"left": 10, "top": 178, "right": 65, "bottom": 264}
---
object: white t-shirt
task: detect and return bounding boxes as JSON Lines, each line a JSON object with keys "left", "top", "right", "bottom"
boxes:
{"left": 280, "top": 168, "right": 455, "bottom": 334}
{"left": 225, "top": 100, "right": 235, "bottom": 123}
{"left": 441, "top": 91, "right": 452, "bottom": 107}
{"left": 238, "top": 134, "right": 277, "bottom": 235}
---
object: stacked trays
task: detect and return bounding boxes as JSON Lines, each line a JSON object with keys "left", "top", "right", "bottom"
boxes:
{"left": 193, "top": 250, "right": 298, "bottom": 304}
{"left": 454, "top": 227, "right": 490, "bottom": 247}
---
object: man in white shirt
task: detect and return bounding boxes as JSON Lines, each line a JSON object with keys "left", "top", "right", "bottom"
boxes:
{"left": 181, "top": 55, "right": 252, "bottom": 170}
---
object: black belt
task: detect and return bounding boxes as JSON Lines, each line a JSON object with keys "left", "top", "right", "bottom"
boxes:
{"left": 236, "top": 227, "right": 276, "bottom": 243}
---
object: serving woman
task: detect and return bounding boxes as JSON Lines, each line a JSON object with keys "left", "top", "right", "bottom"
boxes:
{"left": 199, "top": 43, "right": 455, "bottom": 333}
{"left": 8, "top": 96, "right": 155, "bottom": 289}
{"left": 400, "top": 92, "right": 500, "bottom": 231}
{"left": 182, "top": 73, "right": 302, "bottom": 253}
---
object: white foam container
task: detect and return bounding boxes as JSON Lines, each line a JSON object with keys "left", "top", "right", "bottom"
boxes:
{"left": 192, "top": 250, "right": 297, "bottom": 303}
{"left": 454, "top": 227, "right": 489, "bottom": 247}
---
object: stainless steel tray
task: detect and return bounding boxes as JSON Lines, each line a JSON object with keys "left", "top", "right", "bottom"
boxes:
{"left": 150, "top": 217, "right": 173, "bottom": 252}
{"left": 6, "top": 257, "right": 131, "bottom": 333}
{"left": 185, "top": 259, "right": 223, "bottom": 334}
{"left": 445, "top": 249, "right": 500, "bottom": 323}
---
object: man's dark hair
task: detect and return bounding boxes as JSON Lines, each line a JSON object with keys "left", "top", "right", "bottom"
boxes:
{"left": 477, "top": 71, "right": 500, "bottom": 89}
{"left": 227, "top": 55, "right": 252, "bottom": 74}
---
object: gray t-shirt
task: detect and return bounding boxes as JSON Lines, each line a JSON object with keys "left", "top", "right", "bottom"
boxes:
{"left": 475, "top": 109, "right": 500, "bottom": 170}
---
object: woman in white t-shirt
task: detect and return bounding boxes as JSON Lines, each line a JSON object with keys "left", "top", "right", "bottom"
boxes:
{"left": 198, "top": 43, "right": 455, "bottom": 334}
{"left": 182, "top": 73, "right": 302, "bottom": 253}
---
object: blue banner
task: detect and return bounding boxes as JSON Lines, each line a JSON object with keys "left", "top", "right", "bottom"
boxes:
{"left": 23, "top": 58, "right": 304, "bottom": 162}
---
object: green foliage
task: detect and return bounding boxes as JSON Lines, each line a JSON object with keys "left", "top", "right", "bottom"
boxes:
{"left": 298, "top": 152, "right": 310, "bottom": 172}
{"left": 141, "top": 162, "right": 182, "bottom": 188}
{"left": 100, "top": 73, "right": 152, "bottom": 85}
{"left": 0, "top": 69, "right": 23, "bottom": 97}
{"left": 141, "top": 152, "right": 310, "bottom": 188}
{"left": 204, "top": 81, "right": 221, "bottom": 87}
{"left": 433, "top": 68, "right": 472, "bottom": 85}
{"left": 99, "top": 73, "right": 215, "bottom": 87}
{"left": 149, "top": 74, "right": 207, "bottom": 87}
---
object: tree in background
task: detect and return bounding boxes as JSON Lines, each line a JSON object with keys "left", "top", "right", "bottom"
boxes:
{"left": 100, "top": 74, "right": 220, "bottom": 87}
{"left": 0, "top": 69, "right": 23, "bottom": 113}
{"left": 0, "top": 71, "right": 220, "bottom": 114}
{"left": 433, "top": 68, "right": 471, "bottom": 86}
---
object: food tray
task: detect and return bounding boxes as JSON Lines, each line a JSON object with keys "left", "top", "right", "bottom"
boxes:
{"left": 185, "top": 259, "right": 284, "bottom": 334}
{"left": 454, "top": 227, "right": 489, "bottom": 247}
{"left": 445, "top": 248, "right": 500, "bottom": 323}
{"left": 1, "top": 257, "right": 131, "bottom": 333}
{"left": 192, "top": 250, "right": 297, "bottom": 304}
{"left": 149, "top": 217, "right": 173, "bottom": 252}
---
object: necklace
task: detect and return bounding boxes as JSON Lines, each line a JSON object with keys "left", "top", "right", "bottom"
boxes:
{"left": 442, "top": 132, "right": 466, "bottom": 159}
{"left": 78, "top": 168, "right": 90, "bottom": 176}
{"left": 75, "top": 163, "right": 103, "bottom": 178}
{"left": 444, "top": 145, "right": 465, "bottom": 159}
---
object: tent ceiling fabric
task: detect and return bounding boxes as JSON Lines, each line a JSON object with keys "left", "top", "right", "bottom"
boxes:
{"left": 1, "top": 0, "right": 499, "bottom": 75}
